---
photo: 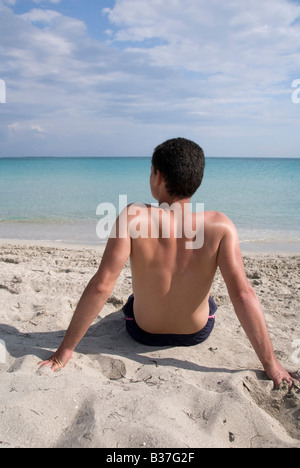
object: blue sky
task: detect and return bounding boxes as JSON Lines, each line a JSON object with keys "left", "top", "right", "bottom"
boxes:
{"left": 0, "top": 0, "right": 300, "bottom": 157}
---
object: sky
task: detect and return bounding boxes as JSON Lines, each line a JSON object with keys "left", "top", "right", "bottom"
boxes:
{"left": 0, "top": 0, "right": 300, "bottom": 158}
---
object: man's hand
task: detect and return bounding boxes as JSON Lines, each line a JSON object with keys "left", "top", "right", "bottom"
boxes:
{"left": 38, "top": 348, "right": 73, "bottom": 372}
{"left": 264, "top": 358, "right": 298, "bottom": 389}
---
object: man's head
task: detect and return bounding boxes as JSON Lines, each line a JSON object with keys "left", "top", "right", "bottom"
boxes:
{"left": 151, "top": 138, "right": 205, "bottom": 199}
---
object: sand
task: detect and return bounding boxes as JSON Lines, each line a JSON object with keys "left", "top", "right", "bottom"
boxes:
{"left": 0, "top": 241, "right": 299, "bottom": 448}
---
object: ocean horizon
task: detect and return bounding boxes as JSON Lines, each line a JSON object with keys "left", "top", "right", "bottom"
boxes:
{"left": 0, "top": 156, "right": 300, "bottom": 253}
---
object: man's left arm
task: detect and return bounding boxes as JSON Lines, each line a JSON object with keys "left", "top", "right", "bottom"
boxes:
{"left": 39, "top": 216, "right": 131, "bottom": 372}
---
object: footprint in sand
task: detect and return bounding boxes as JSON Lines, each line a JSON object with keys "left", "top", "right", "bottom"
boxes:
{"left": 89, "top": 355, "right": 126, "bottom": 381}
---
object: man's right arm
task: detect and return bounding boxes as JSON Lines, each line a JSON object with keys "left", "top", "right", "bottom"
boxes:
{"left": 38, "top": 211, "right": 131, "bottom": 372}
{"left": 216, "top": 214, "right": 295, "bottom": 388}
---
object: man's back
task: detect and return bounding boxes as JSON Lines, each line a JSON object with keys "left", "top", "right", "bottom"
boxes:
{"left": 130, "top": 206, "right": 224, "bottom": 335}
{"left": 38, "top": 137, "right": 297, "bottom": 388}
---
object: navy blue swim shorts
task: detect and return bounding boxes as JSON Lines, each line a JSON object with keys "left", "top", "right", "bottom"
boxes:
{"left": 122, "top": 294, "right": 217, "bottom": 347}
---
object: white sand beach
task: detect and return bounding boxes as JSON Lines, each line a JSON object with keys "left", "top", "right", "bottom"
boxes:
{"left": 0, "top": 241, "right": 299, "bottom": 448}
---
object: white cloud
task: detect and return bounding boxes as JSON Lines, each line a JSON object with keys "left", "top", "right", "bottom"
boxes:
{"left": 20, "top": 8, "right": 62, "bottom": 24}
{"left": 31, "top": 124, "right": 45, "bottom": 133}
{"left": 104, "top": 0, "right": 300, "bottom": 81}
{"left": 0, "top": 0, "right": 300, "bottom": 157}
{"left": 8, "top": 122, "right": 45, "bottom": 134}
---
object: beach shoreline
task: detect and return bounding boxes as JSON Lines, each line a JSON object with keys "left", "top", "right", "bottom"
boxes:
{"left": 1, "top": 236, "right": 300, "bottom": 255}
{"left": 1, "top": 156, "right": 300, "bottom": 256}
{"left": 0, "top": 237, "right": 106, "bottom": 252}
{"left": 0, "top": 240, "right": 299, "bottom": 448}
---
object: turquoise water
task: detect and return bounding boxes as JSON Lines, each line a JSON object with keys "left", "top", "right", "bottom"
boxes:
{"left": 0, "top": 157, "right": 299, "bottom": 251}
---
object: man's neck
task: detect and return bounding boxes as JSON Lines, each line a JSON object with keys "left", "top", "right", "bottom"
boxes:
{"left": 157, "top": 195, "right": 191, "bottom": 207}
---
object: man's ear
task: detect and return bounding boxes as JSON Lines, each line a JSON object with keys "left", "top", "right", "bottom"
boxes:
{"left": 155, "top": 169, "right": 164, "bottom": 186}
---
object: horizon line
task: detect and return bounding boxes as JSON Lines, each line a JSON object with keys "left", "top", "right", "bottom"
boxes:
{"left": 1, "top": 155, "right": 300, "bottom": 160}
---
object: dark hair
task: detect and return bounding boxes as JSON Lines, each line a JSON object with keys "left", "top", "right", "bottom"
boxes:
{"left": 152, "top": 137, "right": 205, "bottom": 198}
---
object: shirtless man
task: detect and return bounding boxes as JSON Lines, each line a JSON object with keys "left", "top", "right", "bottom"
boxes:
{"left": 39, "top": 138, "right": 296, "bottom": 388}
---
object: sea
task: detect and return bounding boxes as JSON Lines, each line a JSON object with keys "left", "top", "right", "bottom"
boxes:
{"left": 0, "top": 157, "right": 300, "bottom": 253}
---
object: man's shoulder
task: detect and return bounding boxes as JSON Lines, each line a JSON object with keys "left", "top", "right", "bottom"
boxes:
{"left": 204, "top": 211, "right": 238, "bottom": 240}
{"left": 204, "top": 211, "right": 235, "bottom": 226}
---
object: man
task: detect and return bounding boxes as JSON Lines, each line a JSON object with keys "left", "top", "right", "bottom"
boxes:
{"left": 39, "top": 138, "right": 296, "bottom": 388}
